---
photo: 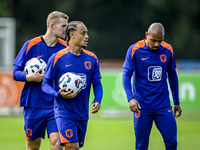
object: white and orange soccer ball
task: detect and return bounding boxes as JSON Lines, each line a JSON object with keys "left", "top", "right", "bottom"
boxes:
{"left": 24, "top": 57, "right": 47, "bottom": 74}
{"left": 59, "top": 72, "right": 83, "bottom": 93}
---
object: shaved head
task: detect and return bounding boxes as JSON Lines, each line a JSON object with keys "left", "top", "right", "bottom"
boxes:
{"left": 148, "top": 23, "right": 165, "bottom": 36}
{"left": 145, "top": 23, "right": 165, "bottom": 51}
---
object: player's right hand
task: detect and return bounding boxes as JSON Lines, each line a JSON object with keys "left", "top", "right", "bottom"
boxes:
{"left": 26, "top": 68, "right": 44, "bottom": 82}
{"left": 129, "top": 98, "right": 141, "bottom": 113}
{"left": 59, "top": 88, "right": 78, "bottom": 99}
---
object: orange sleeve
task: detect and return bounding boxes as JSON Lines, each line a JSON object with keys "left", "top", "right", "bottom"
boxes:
{"left": 25, "top": 37, "right": 42, "bottom": 55}
{"left": 53, "top": 48, "right": 69, "bottom": 67}
{"left": 58, "top": 38, "right": 67, "bottom": 46}
{"left": 131, "top": 40, "right": 145, "bottom": 59}
{"left": 161, "top": 41, "right": 173, "bottom": 58}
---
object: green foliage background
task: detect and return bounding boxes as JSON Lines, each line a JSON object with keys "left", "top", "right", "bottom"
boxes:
{"left": 0, "top": 0, "right": 200, "bottom": 60}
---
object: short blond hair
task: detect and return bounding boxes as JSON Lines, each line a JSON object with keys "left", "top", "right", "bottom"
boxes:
{"left": 46, "top": 11, "right": 69, "bottom": 27}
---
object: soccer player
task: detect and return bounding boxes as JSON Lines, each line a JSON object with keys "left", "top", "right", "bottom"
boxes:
{"left": 122, "top": 23, "right": 182, "bottom": 150}
{"left": 12, "top": 11, "right": 69, "bottom": 150}
{"left": 42, "top": 21, "right": 103, "bottom": 150}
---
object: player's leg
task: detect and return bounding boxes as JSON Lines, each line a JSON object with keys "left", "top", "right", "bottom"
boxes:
{"left": 134, "top": 109, "right": 154, "bottom": 150}
{"left": 56, "top": 117, "right": 79, "bottom": 150}
{"left": 46, "top": 109, "right": 63, "bottom": 150}
{"left": 23, "top": 107, "right": 46, "bottom": 150}
{"left": 26, "top": 138, "right": 41, "bottom": 150}
{"left": 63, "top": 120, "right": 88, "bottom": 149}
{"left": 49, "top": 132, "right": 63, "bottom": 150}
{"left": 76, "top": 120, "right": 88, "bottom": 148}
{"left": 154, "top": 107, "right": 177, "bottom": 150}
{"left": 64, "top": 143, "right": 79, "bottom": 150}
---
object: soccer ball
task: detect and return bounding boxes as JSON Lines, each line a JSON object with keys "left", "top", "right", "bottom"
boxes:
{"left": 24, "top": 57, "right": 47, "bottom": 74}
{"left": 59, "top": 72, "right": 83, "bottom": 94}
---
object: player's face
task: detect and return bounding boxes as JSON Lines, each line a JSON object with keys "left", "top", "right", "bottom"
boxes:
{"left": 53, "top": 18, "right": 68, "bottom": 39}
{"left": 73, "top": 23, "right": 89, "bottom": 48}
{"left": 145, "top": 32, "right": 164, "bottom": 52}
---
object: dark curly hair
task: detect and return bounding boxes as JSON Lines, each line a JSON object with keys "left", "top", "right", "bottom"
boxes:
{"left": 65, "top": 21, "right": 83, "bottom": 45}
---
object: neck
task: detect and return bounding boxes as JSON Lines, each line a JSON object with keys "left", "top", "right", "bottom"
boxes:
{"left": 42, "top": 31, "right": 58, "bottom": 47}
{"left": 67, "top": 45, "right": 82, "bottom": 55}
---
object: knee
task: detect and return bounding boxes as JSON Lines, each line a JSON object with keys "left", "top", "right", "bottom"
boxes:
{"left": 27, "top": 144, "right": 40, "bottom": 150}
{"left": 26, "top": 139, "right": 41, "bottom": 150}
{"left": 64, "top": 143, "right": 79, "bottom": 150}
{"left": 50, "top": 140, "right": 62, "bottom": 150}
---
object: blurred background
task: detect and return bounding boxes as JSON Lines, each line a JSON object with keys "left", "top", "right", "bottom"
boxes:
{"left": 0, "top": 0, "right": 200, "bottom": 149}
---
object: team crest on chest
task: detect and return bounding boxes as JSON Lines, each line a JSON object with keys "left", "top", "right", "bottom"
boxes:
{"left": 160, "top": 54, "right": 167, "bottom": 63}
{"left": 84, "top": 61, "right": 91, "bottom": 70}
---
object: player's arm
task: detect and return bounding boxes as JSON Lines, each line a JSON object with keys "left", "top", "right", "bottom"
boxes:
{"left": 168, "top": 49, "right": 182, "bottom": 118}
{"left": 13, "top": 65, "right": 27, "bottom": 82}
{"left": 168, "top": 69, "right": 182, "bottom": 118}
{"left": 122, "top": 45, "right": 141, "bottom": 112}
{"left": 91, "top": 77, "right": 103, "bottom": 113}
{"left": 42, "top": 77, "right": 76, "bottom": 99}
{"left": 122, "top": 68, "right": 141, "bottom": 113}
{"left": 42, "top": 54, "right": 76, "bottom": 99}
{"left": 26, "top": 68, "right": 44, "bottom": 82}
{"left": 13, "top": 40, "right": 43, "bottom": 82}
{"left": 13, "top": 65, "right": 43, "bottom": 82}
{"left": 91, "top": 57, "right": 103, "bottom": 113}
{"left": 42, "top": 77, "right": 60, "bottom": 98}
{"left": 13, "top": 41, "right": 29, "bottom": 82}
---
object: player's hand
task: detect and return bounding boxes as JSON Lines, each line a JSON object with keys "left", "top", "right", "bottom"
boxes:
{"left": 26, "top": 68, "right": 44, "bottom": 82}
{"left": 59, "top": 88, "right": 78, "bottom": 99}
{"left": 174, "top": 105, "right": 182, "bottom": 118}
{"left": 91, "top": 102, "right": 100, "bottom": 114}
{"left": 129, "top": 98, "right": 141, "bottom": 113}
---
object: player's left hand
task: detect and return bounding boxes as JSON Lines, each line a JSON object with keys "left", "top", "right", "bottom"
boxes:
{"left": 173, "top": 105, "right": 182, "bottom": 118}
{"left": 91, "top": 102, "right": 100, "bottom": 114}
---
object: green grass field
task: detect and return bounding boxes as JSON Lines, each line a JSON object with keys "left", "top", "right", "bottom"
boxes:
{"left": 0, "top": 113, "right": 199, "bottom": 150}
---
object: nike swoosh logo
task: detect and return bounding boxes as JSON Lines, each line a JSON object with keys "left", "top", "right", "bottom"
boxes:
{"left": 142, "top": 57, "right": 148, "bottom": 60}
{"left": 168, "top": 110, "right": 172, "bottom": 112}
{"left": 66, "top": 64, "right": 72, "bottom": 67}
{"left": 37, "top": 55, "right": 44, "bottom": 59}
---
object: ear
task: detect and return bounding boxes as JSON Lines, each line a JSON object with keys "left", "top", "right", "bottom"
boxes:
{"left": 145, "top": 32, "right": 148, "bottom": 38}
{"left": 50, "top": 23, "right": 54, "bottom": 29}
{"left": 70, "top": 32, "right": 74, "bottom": 39}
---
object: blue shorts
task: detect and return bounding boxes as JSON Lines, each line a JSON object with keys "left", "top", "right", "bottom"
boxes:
{"left": 133, "top": 106, "right": 177, "bottom": 150}
{"left": 23, "top": 107, "right": 58, "bottom": 140}
{"left": 56, "top": 117, "right": 88, "bottom": 148}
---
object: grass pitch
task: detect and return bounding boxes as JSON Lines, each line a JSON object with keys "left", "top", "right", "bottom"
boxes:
{"left": 0, "top": 114, "right": 199, "bottom": 150}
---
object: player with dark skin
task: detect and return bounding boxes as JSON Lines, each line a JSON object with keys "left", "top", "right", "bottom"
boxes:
{"left": 128, "top": 23, "right": 182, "bottom": 118}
